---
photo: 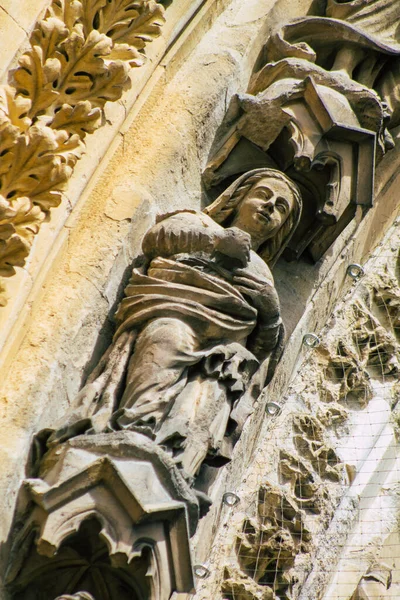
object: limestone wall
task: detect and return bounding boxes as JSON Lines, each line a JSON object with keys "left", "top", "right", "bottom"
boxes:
{"left": 1, "top": 0, "right": 400, "bottom": 599}
{"left": 0, "top": 0, "right": 318, "bottom": 582}
{"left": 193, "top": 220, "right": 400, "bottom": 599}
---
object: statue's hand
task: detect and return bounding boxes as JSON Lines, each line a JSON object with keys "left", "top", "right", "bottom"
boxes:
{"left": 214, "top": 227, "right": 251, "bottom": 266}
{"left": 233, "top": 268, "right": 283, "bottom": 367}
{"left": 232, "top": 268, "right": 280, "bottom": 322}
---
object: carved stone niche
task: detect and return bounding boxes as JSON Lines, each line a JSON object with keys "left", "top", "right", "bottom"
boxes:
{"left": 5, "top": 432, "right": 197, "bottom": 600}
{"left": 203, "top": 2, "right": 400, "bottom": 262}
{"left": 204, "top": 80, "right": 377, "bottom": 262}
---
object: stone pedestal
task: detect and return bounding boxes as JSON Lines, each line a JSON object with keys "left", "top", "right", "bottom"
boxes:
{"left": 6, "top": 432, "right": 198, "bottom": 600}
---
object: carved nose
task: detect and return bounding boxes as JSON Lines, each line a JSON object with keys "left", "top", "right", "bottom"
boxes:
{"left": 264, "top": 199, "right": 275, "bottom": 214}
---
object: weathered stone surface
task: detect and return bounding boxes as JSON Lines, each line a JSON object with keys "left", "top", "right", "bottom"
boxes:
{"left": 7, "top": 431, "right": 197, "bottom": 599}
{"left": 2, "top": 2, "right": 400, "bottom": 600}
{"left": 349, "top": 563, "right": 393, "bottom": 599}
{"left": 194, "top": 222, "right": 400, "bottom": 600}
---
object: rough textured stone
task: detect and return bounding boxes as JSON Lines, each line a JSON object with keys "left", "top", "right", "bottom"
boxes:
{"left": 2, "top": 2, "right": 400, "bottom": 600}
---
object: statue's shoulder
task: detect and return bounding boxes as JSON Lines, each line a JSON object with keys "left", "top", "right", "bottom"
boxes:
{"left": 247, "top": 250, "right": 274, "bottom": 283}
{"left": 156, "top": 209, "right": 221, "bottom": 229}
{"left": 155, "top": 209, "right": 198, "bottom": 223}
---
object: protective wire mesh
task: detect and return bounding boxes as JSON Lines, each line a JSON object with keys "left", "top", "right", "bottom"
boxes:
{"left": 192, "top": 234, "right": 400, "bottom": 600}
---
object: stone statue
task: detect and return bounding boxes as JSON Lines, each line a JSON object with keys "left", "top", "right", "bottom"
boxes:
{"left": 38, "top": 169, "right": 301, "bottom": 480}
{"left": 204, "top": 0, "right": 400, "bottom": 265}
{"left": 350, "top": 563, "right": 392, "bottom": 599}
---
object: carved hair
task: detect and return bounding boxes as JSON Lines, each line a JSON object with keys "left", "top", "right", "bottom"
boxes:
{"left": 55, "top": 594, "right": 95, "bottom": 600}
{"left": 204, "top": 169, "right": 302, "bottom": 267}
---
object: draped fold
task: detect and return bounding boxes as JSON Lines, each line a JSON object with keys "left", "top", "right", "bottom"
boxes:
{"left": 114, "top": 257, "right": 258, "bottom": 343}
{"left": 326, "top": 0, "right": 400, "bottom": 50}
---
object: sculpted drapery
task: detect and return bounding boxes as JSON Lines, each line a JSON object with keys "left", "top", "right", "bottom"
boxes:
{"left": 267, "top": 0, "right": 400, "bottom": 130}
{"left": 9, "top": 4, "right": 400, "bottom": 600}
{"left": 41, "top": 169, "right": 302, "bottom": 480}
{"left": 326, "top": 0, "right": 400, "bottom": 49}
{"left": 349, "top": 563, "right": 392, "bottom": 599}
{"left": 326, "top": 0, "right": 400, "bottom": 130}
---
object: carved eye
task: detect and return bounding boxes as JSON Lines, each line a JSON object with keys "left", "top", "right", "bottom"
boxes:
{"left": 276, "top": 197, "right": 288, "bottom": 213}
{"left": 255, "top": 187, "right": 273, "bottom": 201}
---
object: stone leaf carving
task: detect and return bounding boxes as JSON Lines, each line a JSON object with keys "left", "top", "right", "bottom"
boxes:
{"left": 0, "top": 196, "right": 44, "bottom": 277}
{"left": 294, "top": 270, "right": 400, "bottom": 415}
{"left": 318, "top": 297, "right": 400, "bottom": 408}
{"left": 235, "top": 483, "right": 312, "bottom": 598}
{"left": 279, "top": 449, "right": 331, "bottom": 515}
{"left": 0, "top": 125, "right": 82, "bottom": 209}
{"left": 220, "top": 333, "right": 358, "bottom": 599}
{"left": 222, "top": 415, "right": 346, "bottom": 598}
{"left": 0, "top": 86, "right": 32, "bottom": 132}
{"left": 221, "top": 249, "right": 400, "bottom": 600}
{"left": 49, "top": 101, "right": 102, "bottom": 137}
{"left": 372, "top": 268, "right": 400, "bottom": 334}
{"left": 90, "top": 0, "right": 166, "bottom": 67}
{"left": 0, "top": 0, "right": 165, "bottom": 303}
{"left": 292, "top": 413, "right": 344, "bottom": 483}
{"left": 222, "top": 566, "right": 277, "bottom": 600}
{"left": 0, "top": 280, "right": 7, "bottom": 307}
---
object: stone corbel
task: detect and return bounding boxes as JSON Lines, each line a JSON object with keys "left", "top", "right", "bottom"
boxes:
{"left": 6, "top": 432, "right": 197, "bottom": 599}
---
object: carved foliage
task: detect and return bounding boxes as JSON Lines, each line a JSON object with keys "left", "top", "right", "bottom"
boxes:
{"left": 292, "top": 414, "right": 343, "bottom": 483}
{"left": 279, "top": 449, "right": 331, "bottom": 515}
{"left": 222, "top": 300, "right": 394, "bottom": 598}
{"left": 221, "top": 419, "right": 345, "bottom": 596}
{"left": 373, "top": 269, "right": 400, "bottom": 334}
{"left": 222, "top": 567, "right": 277, "bottom": 600}
{"left": 222, "top": 256, "right": 400, "bottom": 600}
{"left": 319, "top": 297, "right": 400, "bottom": 408}
{"left": 221, "top": 408, "right": 346, "bottom": 600}
{"left": 0, "top": 0, "right": 165, "bottom": 301}
{"left": 234, "top": 483, "right": 312, "bottom": 599}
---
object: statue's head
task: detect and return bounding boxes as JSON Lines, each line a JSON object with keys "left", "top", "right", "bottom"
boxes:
{"left": 55, "top": 593, "right": 95, "bottom": 600}
{"left": 204, "top": 169, "right": 302, "bottom": 266}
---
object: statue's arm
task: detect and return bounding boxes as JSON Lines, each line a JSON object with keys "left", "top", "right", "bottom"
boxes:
{"left": 232, "top": 264, "right": 283, "bottom": 360}
{"left": 142, "top": 211, "right": 251, "bottom": 265}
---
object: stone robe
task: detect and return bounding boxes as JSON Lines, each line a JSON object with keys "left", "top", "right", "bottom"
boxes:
{"left": 39, "top": 211, "right": 283, "bottom": 479}
{"left": 108, "top": 211, "right": 282, "bottom": 476}
{"left": 326, "top": 0, "right": 400, "bottom": 50}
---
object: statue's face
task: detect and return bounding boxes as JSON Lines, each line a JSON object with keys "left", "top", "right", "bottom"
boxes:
{"left": 231, "top": 177, "right": 295, "bottom": 246}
